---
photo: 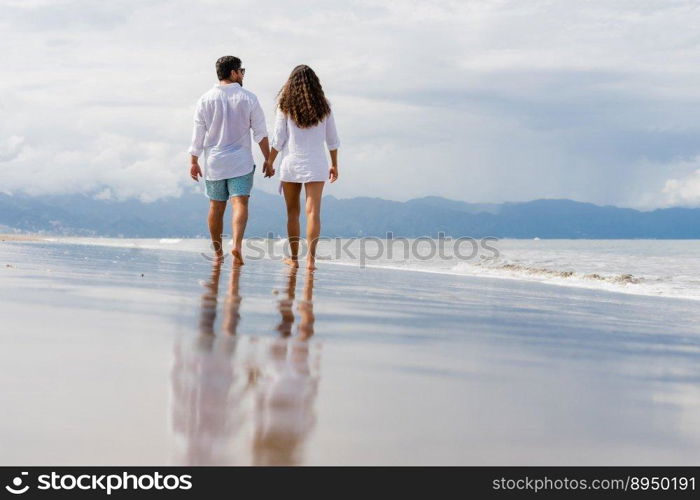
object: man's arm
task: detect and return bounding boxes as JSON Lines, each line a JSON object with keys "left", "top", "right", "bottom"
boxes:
{"left": 257, "top": 137, "right": 274, "bottom": 177}
{"left": 188, "top": 99, "right": 206, "bottom": 182}
{"left": 189, "top": 154, "right": 202, "bottom": 181}
{"left": 250, "top": 96, "right": 273, "bottom": 177}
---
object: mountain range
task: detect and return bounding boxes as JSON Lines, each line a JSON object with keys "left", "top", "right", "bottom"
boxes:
{"left": 1, "top": 189, "right": 699, "bottom": 239}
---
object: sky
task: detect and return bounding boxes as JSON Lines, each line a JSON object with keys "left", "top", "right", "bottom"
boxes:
{"left": 1, "top": 0, "right": 700, "bottom": 208}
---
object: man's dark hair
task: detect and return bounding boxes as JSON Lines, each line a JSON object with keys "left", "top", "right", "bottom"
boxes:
{"left": 216, "top": 56, "right": 241, "bottom": 81}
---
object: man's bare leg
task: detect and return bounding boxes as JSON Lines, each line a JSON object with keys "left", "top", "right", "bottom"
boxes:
{"left": 304, "top": 182, "right": 324, "bottom": 271}
{"left": 231, "top": 195, "right": 249, "bottom": 266}
{"left": 282, "top": 182, "right": 303, "bottom": 268}
{"left": 208, "top": 200, "right": 227, "bottom": 261}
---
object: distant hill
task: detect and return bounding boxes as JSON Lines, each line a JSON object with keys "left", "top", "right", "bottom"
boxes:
{"left": 0, "top": 189, "right": 699, "bottom": 238}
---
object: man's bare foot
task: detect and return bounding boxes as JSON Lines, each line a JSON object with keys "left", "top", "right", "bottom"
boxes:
{"left": 232, "top": 249, "right": 245, "bottom": 266}
{"left": 214, "top": 250, "right": 225, "bottom": 263}
{"left": 283, "top": 257, "right": 299, "bottom": 268}
{"left": 306, "top": 258, "right": 316, "bottom": 271}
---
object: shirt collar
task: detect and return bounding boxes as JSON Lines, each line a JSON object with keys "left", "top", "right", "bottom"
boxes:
{"left": 215, "top": 82, "right": 241, "bottom": 89}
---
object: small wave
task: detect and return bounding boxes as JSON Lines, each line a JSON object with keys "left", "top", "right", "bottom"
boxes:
{"left": 493, "top": 263, "right": 643, "bottom": 285}
{"left": 584, "top": 272, "right": 641, "bottom": 285}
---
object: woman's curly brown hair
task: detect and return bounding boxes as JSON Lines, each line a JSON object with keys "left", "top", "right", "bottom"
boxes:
{"left": 277, "top": 65, "right": 331, "bottom": 128}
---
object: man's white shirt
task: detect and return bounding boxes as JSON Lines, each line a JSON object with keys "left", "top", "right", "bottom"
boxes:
{"left": 188, "top": 82, "right": 267, "bottom": 181}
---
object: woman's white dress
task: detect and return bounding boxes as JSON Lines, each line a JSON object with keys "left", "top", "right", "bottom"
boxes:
{"left": 270, "top": 106, "right": 340, "bottom": 184}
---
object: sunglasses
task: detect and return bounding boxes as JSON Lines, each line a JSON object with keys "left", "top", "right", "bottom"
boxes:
{"left": 237, "top": 67, "right": 246, "bottom": 75}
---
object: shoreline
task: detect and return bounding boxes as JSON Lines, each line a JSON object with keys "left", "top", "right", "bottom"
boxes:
{"left": 3, "top": 235, "right": 698, "bottom": 303}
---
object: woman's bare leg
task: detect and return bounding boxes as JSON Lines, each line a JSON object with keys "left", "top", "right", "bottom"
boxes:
{"left": 282, "top": 182, "right": 303, "bottom": 267}
{"left": 304, "top": 182, "right": 325, "bottom": 270}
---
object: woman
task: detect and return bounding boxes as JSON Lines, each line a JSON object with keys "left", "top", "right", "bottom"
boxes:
{"left": 264, "top": 65, "right": 340, "bottom": 270}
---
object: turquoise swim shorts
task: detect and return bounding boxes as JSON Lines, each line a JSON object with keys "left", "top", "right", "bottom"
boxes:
{"left": 204, "top": 165, "right": 255, "bottom": 201}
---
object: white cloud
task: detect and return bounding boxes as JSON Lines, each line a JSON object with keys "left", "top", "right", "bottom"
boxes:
{"left": 662, "top": 164, "right": 700, "bottom": 207}
{"left": 5, "top": 132, "right": 183, "bottom": 202}
{"left": 0, "top": 135, "right": 25, "bottom": 162}
{"left": 1, "top": 0, "right": 700, "bottom": 206}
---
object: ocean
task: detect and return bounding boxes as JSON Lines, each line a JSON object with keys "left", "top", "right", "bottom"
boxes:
{"left": 44, "top": 237, "right": 700, "bottom": 301}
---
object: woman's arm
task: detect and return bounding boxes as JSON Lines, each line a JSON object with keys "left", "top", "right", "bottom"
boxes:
{"left": 326, "top": 108, "right": 340, "bottom": 183}
{"left": 266, "top": 147, "right": 280, "bottom": 170}
{"left": 265, "top": 107, "right": 289, "bottom": 177}
{"left": 329, "top": 149, "right": 338, "bottom": 183}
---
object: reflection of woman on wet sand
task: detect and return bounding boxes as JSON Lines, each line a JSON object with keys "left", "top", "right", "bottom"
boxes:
{"left": 297, "top": 269, "right": 315, "bottom": 340}
{"left": 170, "top": 262, "right": 250, "bottom": 465}
{"left": 252, "top": 269, "right": 320, "bottom": 465}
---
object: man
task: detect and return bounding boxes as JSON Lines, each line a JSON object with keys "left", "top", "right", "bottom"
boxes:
{"left": 189, "top": 55, "right": 274, "bottom": 265}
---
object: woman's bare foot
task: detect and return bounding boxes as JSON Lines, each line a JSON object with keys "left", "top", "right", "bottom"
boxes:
{"left": 283, "top": 257, "right": 299, "bottom": 268}
{"left": 306, "top": 258, "right": 316, "bottom": 271}
{"left": 231, "top": 249, "right": 245, "bottom": 266}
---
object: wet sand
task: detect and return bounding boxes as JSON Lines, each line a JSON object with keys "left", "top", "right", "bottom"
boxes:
{"left": 0, "top": 233, "right": 47, "bottom": 242}
{"left": 1, "top": 240, "right": 699, "bottom": 465}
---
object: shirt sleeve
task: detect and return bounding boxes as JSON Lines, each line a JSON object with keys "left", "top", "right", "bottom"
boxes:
{"left": 325, "top": 107, "right": 340, "bottom": 150}
{"left": 250, "top": 96, "right": 268, "bottom": 143}
{"left": 270, "top": 107, "right": 289, "bottom": 151}
{"left": 187, "top": 98, "right": 207, "bottom": 157}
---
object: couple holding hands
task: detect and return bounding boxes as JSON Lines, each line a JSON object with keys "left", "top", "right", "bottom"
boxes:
{"left": 188, "top": 56, "right": 340, "bottom": 270}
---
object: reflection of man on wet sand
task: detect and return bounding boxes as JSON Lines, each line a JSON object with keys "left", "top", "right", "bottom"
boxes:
{"left": 252, "top": 269, "right": 320, "bottom": 466}
{"left": 170, "top": 262, "right": 250, "bottom": 465}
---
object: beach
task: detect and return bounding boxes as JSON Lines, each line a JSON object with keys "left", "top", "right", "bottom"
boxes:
{"left": 1, "top": 238, "right": 699, "bottom": 465}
